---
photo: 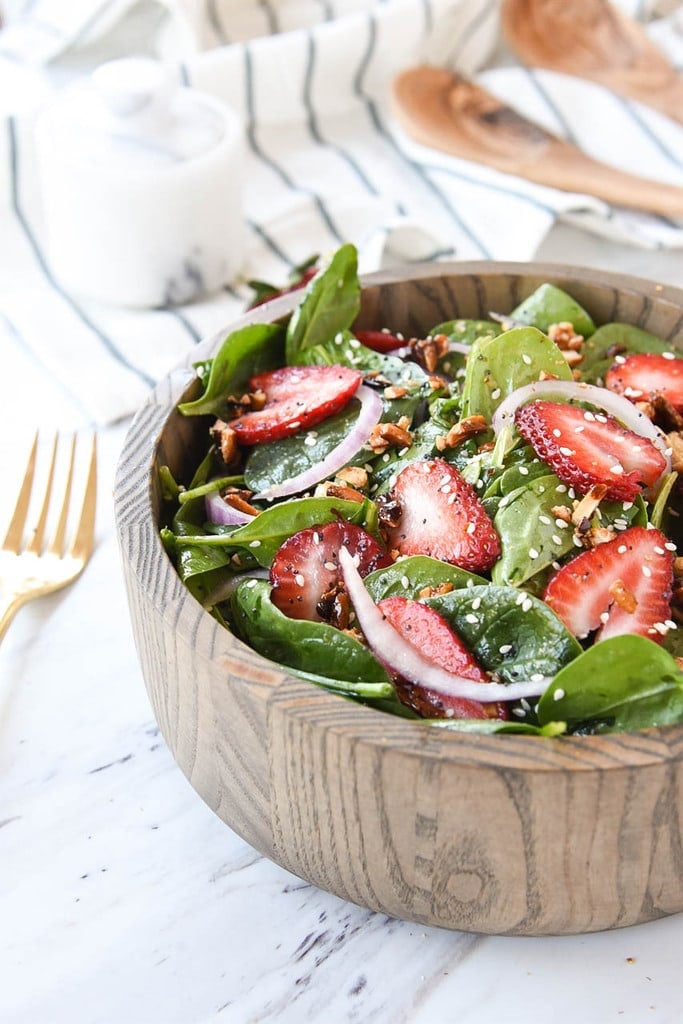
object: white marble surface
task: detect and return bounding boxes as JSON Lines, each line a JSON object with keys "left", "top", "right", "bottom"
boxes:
{"left": 3, "top": 225, "right": 683, "bottom": 1024}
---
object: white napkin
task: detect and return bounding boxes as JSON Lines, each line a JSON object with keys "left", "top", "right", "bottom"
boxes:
{"left": 0, "top": 0, "right": 681, "bottom": 425}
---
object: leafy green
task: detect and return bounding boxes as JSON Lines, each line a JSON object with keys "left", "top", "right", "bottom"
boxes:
{"left": 364, "top": 555, "right": 485, "bottom": 602}
{"left": 285, "top": 243, "right": 361, "bottom": 364}
{"left": 461, "top": 326, "right": 572, "bottom": 420}
{"left": 172, "top": 495, "right": 379, "bottom": 567}
{"left": 510, "top": 283, "right": 596, "bottom": 338}
{"left": 179, "top": 323, "right": 285, "bottom": 418}
{"left": 426, "top": 585, "right": 582, "bottom": 683}
{"left": 230, "top": 579, "right": 391, "bottom": 685}
{"left": 425, "top": 718, "right": 567, "bottom": 736}
{"left": 537, "top": 636, "right": 683, "bottom": 733}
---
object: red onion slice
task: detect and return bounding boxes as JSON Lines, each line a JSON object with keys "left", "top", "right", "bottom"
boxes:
{"left": 205, "top": 490, "right": 256, "bottom": 526}
{"left": 492, "top": 379, "right": 672, "bottom": 474}
{"left": 339, "top": 547, "right": 550, "bottom": 703}
{"left": 254, "top": 384, "right": 383, "bottom": 501}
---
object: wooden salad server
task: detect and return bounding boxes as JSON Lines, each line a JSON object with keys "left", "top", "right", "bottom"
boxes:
{"left": 392, "top": 66, "right": 683, "bottom": 218}
{"left": 501, "top": 0, "right": 683, "bottom": 127}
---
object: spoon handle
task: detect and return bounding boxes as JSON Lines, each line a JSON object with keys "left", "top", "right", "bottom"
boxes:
{"left": 392, "top": 67, "right": 683, "bottom": 218}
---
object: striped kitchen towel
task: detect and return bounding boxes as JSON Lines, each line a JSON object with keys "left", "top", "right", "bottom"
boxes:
{"left": 0, "top": 0, "right": 681, "bottom": 425}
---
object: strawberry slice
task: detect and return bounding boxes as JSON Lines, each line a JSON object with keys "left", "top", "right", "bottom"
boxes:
{"left": 377, "top": 595, "right": 507, "bottom": 720}
{"left": 543, "top": 525, "right": 674, "bottom": 642}
{"left": 380, "top": 458, "right": 500, "bottom": 572}
{"left": 354, "top": 329, "right": 406, "bottom": 353}
{"left": 270, "top": 520, "right": 391, "bottom": 621}
{"left": 514, "top": 400, "right": 666, "bottom": 501}
{"left": 231, "top": 364, "right": 362, "bottom": 445}
{"left": 606, "top": 352, "right": 683, "bottom": 412}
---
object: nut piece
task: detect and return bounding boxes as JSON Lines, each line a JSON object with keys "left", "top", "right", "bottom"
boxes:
{"left": 608, "top": 578, "right": 638, "bottom": 614}
{"left": 435, "top": 415, "right": 488, "bottom": 452}
{"left": 367, "top": 421, "right": 413, "bottom": 453}
{"left": 409, "top": 333, "right": 450, "bottom": 373}
{"left": 335, "top": 466, "right": 369, "bottom": 490}
{"left": 210, "top": 420, "right": 239, "bottom": 467}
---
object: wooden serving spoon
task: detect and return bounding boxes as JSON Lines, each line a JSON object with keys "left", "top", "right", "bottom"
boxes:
{"left": 392, "top": 66, "right": 683, "bottom": 217}
{"left": 501, "top": 0, "right": 683, "bottom": 126}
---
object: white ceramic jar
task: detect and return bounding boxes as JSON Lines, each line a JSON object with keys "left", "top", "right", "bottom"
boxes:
{"left": 36, "top": 57, "right": 244, "bottom": 308}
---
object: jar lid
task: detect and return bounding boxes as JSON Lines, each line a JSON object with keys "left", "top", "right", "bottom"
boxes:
{"left": 40, "top": 57, "right": 227, "bottom": 169}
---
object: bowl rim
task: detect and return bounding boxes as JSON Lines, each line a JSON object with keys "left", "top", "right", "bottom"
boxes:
{"left": 115, "top": 259, "right": 683, "bottom": 772}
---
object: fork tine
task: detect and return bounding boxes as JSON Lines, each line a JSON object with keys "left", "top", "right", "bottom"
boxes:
{"left": 48, "top": 435, "right": 76, "bottom": 557}
{"left": 26, "top": 435, "right": 58, "bottom": 556}
{"left": 2, "top": 433, "right": 38, "bottom": 552}
{"left": 70, "top": 434, "right": 97, "bottom": 563}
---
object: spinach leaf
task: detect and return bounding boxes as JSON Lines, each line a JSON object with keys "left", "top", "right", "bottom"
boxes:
{"left": 537, "top": 635, "right": 683, "bottom": 733}
{"left": 173, "top": 495, "right": 380, "bottom": 567}
{"left": 179, "top": 323, "right": 285, "bottom": 418}
{"left": 492, "top": 473, "right": 647, "bottom": 587}
{"left": 426, "top": 585, "right": 582, "bottom": 683}
{"left": 429, "top": 318, "right": 501, "bottom": 376}
{"left": 364, "top": 555, "right": 485, "bottom": 602}
{"left": 510, "top": 283, "right": 596, "bottom": 338}
{"left": 285, "top": 243, "right": 361, "bottom": 364}
{"left": 230, "top": 579, "right": 391, "bottom": 684}
{"left": 462, "top": 326, "right": 572, "bottom": 421}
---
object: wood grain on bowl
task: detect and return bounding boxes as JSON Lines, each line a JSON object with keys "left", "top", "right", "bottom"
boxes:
{"left": 115, "top": 262, "right": 683, "bottom": 936}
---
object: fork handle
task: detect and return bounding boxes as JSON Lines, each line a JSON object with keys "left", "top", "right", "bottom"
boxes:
{"left": 0, "top": 593, "right": 29, "bottom": 644}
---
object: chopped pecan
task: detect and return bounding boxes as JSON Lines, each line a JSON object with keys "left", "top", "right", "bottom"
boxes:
{"left": 383, "top": 384, "right": 409, "bottom": 400}
{"left": 408, "top": 333, "right": 450, "bottom": 373}
{"left": 367, "top": 421, "right": 413, "bottom": 453}
{"left": 335, "top": 466, "right": 368, "bottom": 490}
{"left": 570, "top": 484, "right": 608, "bottom": 527}
{"left": 221, "top": 489, "right": 261, "bottom": 516}
{"left": 608, "top": 578, "right": 638, "bottom": 614}
{"left": 210, "top": 420, "right": 240, "bottom": 467}
{"left": 436, "top": 414, "right": 488, "bottom": 451}
{"left": 314, "top": 482, "right": 365, "bottom": 503}
{"left": 548, "top": 321, "right": 584, "bottom": 352}
{"left": 418, "top": 582, "right": 454, "bottom": 599}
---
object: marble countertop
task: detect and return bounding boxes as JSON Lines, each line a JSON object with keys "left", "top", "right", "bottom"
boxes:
{"left": 3, "top": 224, "right": 683, "bottom": 1024}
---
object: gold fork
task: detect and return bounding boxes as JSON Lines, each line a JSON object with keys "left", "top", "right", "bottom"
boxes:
{"left": 0, "top": 433, "right": 97, "bottom": 643}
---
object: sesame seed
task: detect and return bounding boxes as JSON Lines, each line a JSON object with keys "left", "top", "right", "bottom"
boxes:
{"left": 290, "top": 421, "right": 301, "bottom": 430}
{"left": 652, "top": 622, "right": 669, "bottom": 635}
{"left": 553, "top": 688, "right": 565, "bottom": 701}
{"left": 622, "top": 502, "right": 633, "bottom": 510}
{"left": 555, "top": 519, "right": 569, "bottom": 530}
{"left": 383, "top": 454, "right": 390, "bottom": 463}
{"left": 600, "top": 611, "right": 609, "bottom": 624}
{"left": 401, "top": 575, "right": 410, "bottom": 589}
{"left": 313, "top": 532, "right": 320, "bottom": 544}
{"left": 499, "top": 644, "right": 512, "bottom": 654}
{"left": 448, "top": 493, "right": 457, "bottom": 503}
{"left": 666, "top": 620, "right": 678, "bottom": 630}
{"left": 556, "top": 484, "right": 567, "bottom": 492}
{"left": 465, "top": 614, "right": 479, "bottom": 624}
{"left": 552, "top": 428, "right": 562, "bottom": 437}
{"left": 642, "top": 565, "right": 652, "bottom": 577}
{"left": 491, "top": 388, "right": 501, "bottom": 400}
{"left": 246, "top": 578, "right": 258, "bottom": 589}
{"left": 472, "top": 596, "right": 482, "bottom": 610}
{"left": 539, "top": 515, "right": 551, "bottom": 525}
{"left": 654, "top": 546, "right": 665, "bottom": 555}
{"left": 559, "top": 446, "right": 574, "bottom": 456}
{"left": 304, "top": 435, "right": 317, "bottom": 447}
{"left": 552, "top": 535, "right": 562, "bottom": 545}
{"left": 617, "top": 544, "right": 627, "bottom": 554}
{"left": 522, "top": 354, "right": 532, "bottom": 365}
{"left": 324, "top": 561, "right": 336, "bottom": 571}
{"left": 522, "top": 598, "right": 532, "bottom": 612}
{"left": 512, "top": 707, "right": 527, "bottom": 717}
{"left": 584, "top": 411, "right": 596, "bottom": 421}
{"left": 662, "top": 351, "right": 676, "bottom": 360}
{"left": 573, "top": 536, "right": 584, "bottom": 547}
{"left": 531, "top": 673, "right": 545, "bottom": 683}
{"left": 665, "top": 542, "right": 677, "bottom": 550}
{"left": 529, "top": 547, "right": 539, "bottom": 559}
{"left": 249, "top": 540, "right": 261, "bottom": 548}
{"left": 516, "top": 592, "right": 526, "bottom": 606}
{"left": 295, "top": 573, "right": 305, "bottom": 587}
{"left": 519, "top": 466, "right": 529, "bottom": 476}
{"left": 574, "top": 425, "right": 585, "bottom": 433}
{"left": 466, "top": 522, "right": 476, "bottom": 534}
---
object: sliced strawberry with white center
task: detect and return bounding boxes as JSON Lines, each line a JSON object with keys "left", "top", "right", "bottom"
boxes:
{"left": 381, "top": 458, "right": 500, "bottom": 572}
{"left": 231, "top": 364, "right": 362, "bottom": 445}
{"left": 377, "top": 596, "right": 507, "bottom": 720}
{"left": 270, "top": 520, "right": 391, "bottom": 621}
{"left": 514, "top": 400, "right": 666, "bottom": 501}
{"left": 606, "top": 352, "right": 683, "bottom": 412}
{"left": 543, "top": 525, "right": 675, "bottom": 642}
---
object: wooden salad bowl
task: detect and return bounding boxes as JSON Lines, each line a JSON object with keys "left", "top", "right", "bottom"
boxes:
{"left": 114, "top": 262, "right": 683, "bottom": 936}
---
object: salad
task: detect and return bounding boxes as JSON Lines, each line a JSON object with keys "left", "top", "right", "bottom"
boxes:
{"left": 160, "top": 244, "right": 683, "bottom": 736}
